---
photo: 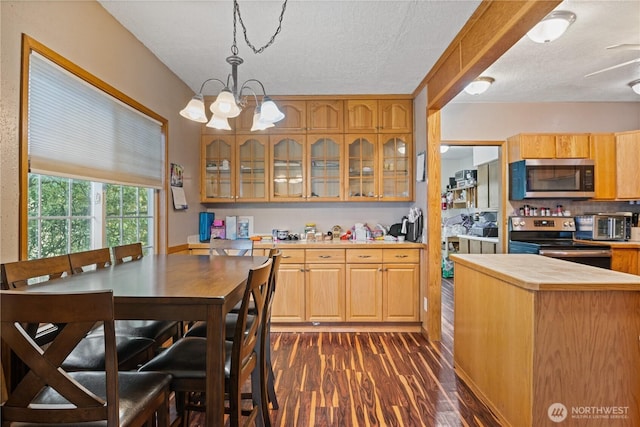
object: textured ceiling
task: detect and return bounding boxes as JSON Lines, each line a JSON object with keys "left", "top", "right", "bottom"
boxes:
{"left": 98, "top": 0, "right": 640, "bottom": 103}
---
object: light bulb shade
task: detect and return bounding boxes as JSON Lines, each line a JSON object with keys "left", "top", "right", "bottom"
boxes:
{"left": 251, "top": 110, "right": 275, "bottom": 131}
{"left": 630, "top": 79, "right": 640, "bottom": 95}
{"left": 179, "top": 94, "right": 207, "bottom": 123}
{"left": 205, "top": 113, "right": 232, "bottom": 131}
{"left": 259, "top": 97, "right": 285, "bottom": 123}
{"left": 210, "top": 89, "right": 242, "bottom": 118}
{"left": 527, "top": 10, "right": 576, "bottom": 43}
{"left": 440, "top": 145, "right": 450, "bottom": 154}
{"left": 464, "top": 77, "right": 494, "bottom": 95}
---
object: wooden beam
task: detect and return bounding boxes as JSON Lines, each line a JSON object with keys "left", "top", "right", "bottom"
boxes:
{"left": 416, "top": 1, "right": 561, "bottom": 109}
{"left": 422, "top": 1, "right": 561, "bottom": 341}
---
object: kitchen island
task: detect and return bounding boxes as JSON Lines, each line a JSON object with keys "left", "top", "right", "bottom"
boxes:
{"left": 451, "top": 254, "right": 640, "bottom": 427}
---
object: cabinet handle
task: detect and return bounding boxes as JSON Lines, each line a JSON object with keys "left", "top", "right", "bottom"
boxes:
{"left": 378, "top": 268, "right": 383, "bottom": 272}
{"left": 300, "top": 268, "right": 305, "bottom": 272}
{"left": 358, "top": 255, "right": 371, "bottom": 258}
{"left": 319, "top": 255, "right": 331, "bottom": 259}
{"left": 395, "top": 255, "right": 408, "bottom": 258}
{"left": 282, "top": 255, "right": 291, "bottom": 259}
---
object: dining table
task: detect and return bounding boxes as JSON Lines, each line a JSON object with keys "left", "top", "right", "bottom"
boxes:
{"left": 15, "top": 254, "right": 269, "bottom": 427}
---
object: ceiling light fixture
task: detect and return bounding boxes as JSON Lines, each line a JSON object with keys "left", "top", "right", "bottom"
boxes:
{"left": 440, "top": 145, "right": 450, "bottom": 154}
{"left": 464, "top": 77, "right": 495, "bottom": 95}
{"left": 180, "top": 0, "right": 288, "bottom": 130}
{"left": 629, "top": 79, "right": 640, "bottom": 95}
{"left": 526, "top": 10, "right": 576, "bottom": 44}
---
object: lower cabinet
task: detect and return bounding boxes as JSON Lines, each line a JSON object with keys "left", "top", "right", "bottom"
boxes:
{"left": 345, "top": 248, "right": 419, "bottom": 322}
{"left": 610, "top": 247, "right": 640, "bottom": 276}
{"left": 271, "top": 246, "right": 421, "bottom": 324}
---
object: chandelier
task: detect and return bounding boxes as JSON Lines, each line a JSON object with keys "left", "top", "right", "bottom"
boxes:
{"left": 180, "top": 0, "right": 287, "bottom": 131}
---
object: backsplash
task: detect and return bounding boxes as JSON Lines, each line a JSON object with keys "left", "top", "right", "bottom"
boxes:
{"left": 507, "top": 199, "right": 640, "bottom": 217}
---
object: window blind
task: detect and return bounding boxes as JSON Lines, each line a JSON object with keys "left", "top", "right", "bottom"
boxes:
{"left": 28, "top": 52, "right": 164, "bottom": 188}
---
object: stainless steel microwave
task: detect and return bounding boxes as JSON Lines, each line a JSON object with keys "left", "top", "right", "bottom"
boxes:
{"left": 509, "top": 159, "right": 595, "bottom": 200}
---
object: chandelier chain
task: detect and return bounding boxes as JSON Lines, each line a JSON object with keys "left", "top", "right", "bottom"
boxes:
{"left": 231, "top": 0, "right": 288, "bottom": 55}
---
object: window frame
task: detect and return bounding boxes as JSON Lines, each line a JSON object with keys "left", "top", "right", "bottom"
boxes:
{"left": 19, "top": 34, "right": 168, "bottom": 260}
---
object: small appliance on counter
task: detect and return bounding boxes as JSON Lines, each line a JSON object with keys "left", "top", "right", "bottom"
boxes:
{"left": 574, "top": 213, "right": 632, "bottom": 241}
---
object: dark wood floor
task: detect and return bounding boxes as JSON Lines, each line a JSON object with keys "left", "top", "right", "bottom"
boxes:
{"left": 186, "top": 278, "right": 501, "bottom": 426}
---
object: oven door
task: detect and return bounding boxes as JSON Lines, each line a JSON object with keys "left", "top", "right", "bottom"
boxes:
{"left": 538, "top": 249, "right": 612, "bottom": 269}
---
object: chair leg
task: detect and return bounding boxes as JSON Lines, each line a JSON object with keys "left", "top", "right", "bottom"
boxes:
{"left": 265, "top": 322, "right": 279, "bottom": 410}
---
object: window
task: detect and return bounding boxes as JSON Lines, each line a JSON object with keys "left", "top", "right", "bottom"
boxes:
{"left": 27, "top": 174, "right": 154, "bottom": 259}
{"left": 20, "top": 35, "right": 167, "bottom": 259}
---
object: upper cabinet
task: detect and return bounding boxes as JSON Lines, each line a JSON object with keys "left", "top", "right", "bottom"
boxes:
{"left": 476, "top": 160, "right": 500, "bottom": 209}
{"left": 307, "top": 100, "right": 344, "bottom": 133}
{"left": 346, "top": 99, "right": 412, "bottom": 133}
{"left": 590, "top": 130, "right": 640, "bottom": 200}
{"left": 507, "top": 133, "right": 590, "bottom": 162}
{"left": 201, "top": 96, "right": 413, "bottom": 203}
{"left": 345, "top": 134, "right": 412, "bottom": 201}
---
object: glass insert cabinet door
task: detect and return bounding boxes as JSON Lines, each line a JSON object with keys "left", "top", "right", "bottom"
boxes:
{"left": 308, "top": 135, "right": 343, "bottom": 200}
{"left": 381, "top": 135, "right": 412, "bottom": 200}
{"left": 236, "top": 136, "right": 268, "bottom": 202}
{"left": 271, "top": 136, "right": 305, "bottom": 201}
{"left": 202, "top": 136, "right": 234, "bottom": 201}
{"left": 346, "top": 135, "right": 377, "bottom": 200}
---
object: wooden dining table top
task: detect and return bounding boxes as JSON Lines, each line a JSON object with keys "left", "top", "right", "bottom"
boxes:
{"left": 17, "top": 253, "right": 269, "bottom": 426}
{"left": 22, "top": 254, "right": 269, "bottom": 319}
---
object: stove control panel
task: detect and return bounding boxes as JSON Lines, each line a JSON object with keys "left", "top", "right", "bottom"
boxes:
{"left": 510, "top": 216, "right": 575, "bottom": 232}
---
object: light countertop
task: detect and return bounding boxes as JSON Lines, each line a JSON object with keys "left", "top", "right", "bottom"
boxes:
{"left": 451, "top": 254, "right": 640, "bottom": 291}
{"left": 456, "top": 234, "right": 499, "bottom": 244}
{"left": 574, "top": 239, "right": 640, "bottom": 249}
{"left": 189, "top": 239, "right": 425, "bottom": 250}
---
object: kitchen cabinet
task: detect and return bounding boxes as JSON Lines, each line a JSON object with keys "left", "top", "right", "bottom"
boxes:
{"left": 476, "top": 160, "right": 499, "bottom": 209}
{"left": 271, "top": 249, "right": 306, "bottom": 322}
{"left": 589, "top": 130, "right": 640, "bottom": 200}
{"left": 611, "top": 247, "right": 640, "bottom": 276}
{"left": 200, "top": 96, "right": 414, "bottom": 204}
{"left": 201, "top": 135, "right": 235, "bottom": 202}
{"left": 345, "top": 248, "right": 419, "bottom": 322}
{"left": 307, "top": 134, "right": 344, "bottom": 200}
{"left": 457, "top": 235, "right": 498, "bottom": 254}
{"left": 345, "top": 99, "right": 412, "bottom": 133}
{"left": 345, "top": 134, "right": 412, "bottom": 201}
{"left": 307, "top": 100, "right": 344, "bottom": 133}
{"left": 304, "top": 249, "right": 346, "bottom": 322}
{"left": 236, "top": 135, "right": 269, "bottom": 202}
{"left": 270, "top": 135, "right": 305, "bottom": 201}
{"left": 507, "top": 133, "right": 590, "bottom": 162}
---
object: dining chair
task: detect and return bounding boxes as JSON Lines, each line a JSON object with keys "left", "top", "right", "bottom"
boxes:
{"left": 113, "top": 242, "right": 144, "bottom": 264}
{"left": 210, "top": 238, "right": 254, "bottom": 256}
{"left": 68, "top": 247, "right": 112, "bottom": 273}
{"left": 1, "top": 254, "right": 72, "bottom": 289}
{"left": 76, "top": 245, "right": 183, "bottom": 352}
{"left": 185, "top": 249, "right": 282, "bottom": 426}
{"left": 0, "top": 289, "right": 171, "bottom": 427}
{"left": 139, "top": 257, "right": 273, "bottom": 427}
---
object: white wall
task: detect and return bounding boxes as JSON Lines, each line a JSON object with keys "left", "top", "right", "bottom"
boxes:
{"left": 441, "top": 102, "right": 640, "bottom": 140}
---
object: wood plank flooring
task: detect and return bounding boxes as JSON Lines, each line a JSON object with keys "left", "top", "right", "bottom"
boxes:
{"left": 186, "top": 278, "right": 501, "bottom": 426}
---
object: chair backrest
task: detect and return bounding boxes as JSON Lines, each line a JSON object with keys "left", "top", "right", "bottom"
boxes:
{"left": 69, "top": 248, "right": 112, "bottom": 273}
{"left": 209, "top": 239, "right": 254, "bottom": 256}
{"left": 113, "top": 242, "right": 143, "bottom": 265}
{"left": 1, "top": 255, "right": 72, "bottom": 289}
{"left": 230, "top": 258, "right": 272, "bottom": 395}
{"left": 0, "top": 290, "right": 119, "bottom": 425}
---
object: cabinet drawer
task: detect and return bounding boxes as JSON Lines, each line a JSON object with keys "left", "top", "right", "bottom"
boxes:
{"left": 279, "top": 249, "right": 305, "bottom": 264}
{"left": 305, "top": 249, "right": 345, "bottom": 263}
{"left": 346, "top": 249, "right": 383, "bottom": 263}
{"left": 383, "top": 248, "right": 419, "bottom": 263}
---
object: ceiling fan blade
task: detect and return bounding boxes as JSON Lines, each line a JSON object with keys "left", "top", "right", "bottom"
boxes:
{"left": 606, "top": 44, "right": 640, "bottom": 51}
{"left": 585, "top": 58, "right": 640, "bottom": 77}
